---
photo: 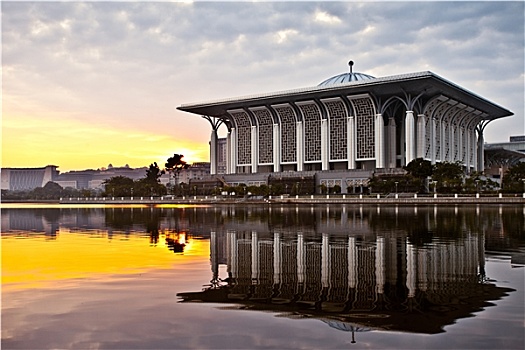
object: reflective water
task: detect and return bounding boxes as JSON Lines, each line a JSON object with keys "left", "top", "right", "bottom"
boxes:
{"left": 2, "top": 204, "right": 524, "bottom": 349}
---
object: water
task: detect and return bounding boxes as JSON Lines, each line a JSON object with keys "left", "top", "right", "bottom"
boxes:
{"left": 2, "top": 203, "right": 524, "bottom": 349}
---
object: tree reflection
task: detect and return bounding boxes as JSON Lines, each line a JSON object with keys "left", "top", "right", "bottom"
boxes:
{"left": 165, "top": 231, "right": 187, "bottom": 253}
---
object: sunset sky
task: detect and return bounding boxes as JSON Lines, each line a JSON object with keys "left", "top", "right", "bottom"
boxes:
{"left": 2, "top": 1, "right": 524, "bottom": 172}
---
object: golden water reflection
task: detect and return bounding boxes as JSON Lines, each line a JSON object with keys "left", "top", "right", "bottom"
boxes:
{"left": 2, "top": 228, "right": 208, "bottom": 291}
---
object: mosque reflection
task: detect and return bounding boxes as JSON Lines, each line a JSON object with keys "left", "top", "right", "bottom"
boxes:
{"left": 2, "top": 204, "right": 523, "bottom": 337}
{"left": 175, "top": 204, "right": 522, "bottom": 337}
{"left": 178, "top": 225, "right": 515, "bottom": 336}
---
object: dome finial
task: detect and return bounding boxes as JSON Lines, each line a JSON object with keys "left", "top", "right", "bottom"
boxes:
{"left": 348, "top": 60, "right": 354, "bottom": 73}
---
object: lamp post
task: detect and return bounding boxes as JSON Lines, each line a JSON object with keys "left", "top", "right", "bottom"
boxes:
{"left": 395, "top": 181, "right": 398, "bottom": 195}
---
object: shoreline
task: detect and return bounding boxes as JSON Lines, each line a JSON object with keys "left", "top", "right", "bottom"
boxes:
{"left": 3, "top": 194, "right": 525, "bottom": 206}
{"left": 58, "top": 194, "right": 525, "bottom": 205}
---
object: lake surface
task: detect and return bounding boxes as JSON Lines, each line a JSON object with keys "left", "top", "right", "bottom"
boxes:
{"left": 2, "top": 203, "right": 524, "bottom": 349}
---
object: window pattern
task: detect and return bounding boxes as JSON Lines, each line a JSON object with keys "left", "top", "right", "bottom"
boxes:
{"left": 324, "top": 100, "right": 348, "bottom": 160}
{"left": 460, "top": 127, "right": 466, "bottom": 162}
{"left": 443, "top": 120, "right": 450, "bottom": 161}
{"left": 252, "top": 108, "right": 274, "bottom": 164}
{"left": 469, "top": 118, "right": 480, "bottom": 165}
{"left": 453, "top": 110, "right": 466, "bottom": 161}
{"left": 443, "top": 105, "right": 458, "bottom": 161}
{"left": 299, "top": 103, "right": 322, "bottom": 162}
{"left": 423, "top": 99, "right": 440, "bottom": 159}
{"left": 433, "top": 103, "right": 450, "bottom": 160}
{"left": 274, "top": 106, "right": 297, "bottom": 163}
{"left": 470, "top": 126, "right": 476, "bottom": 165}
{"left": 350, "top": 97, "right": 375, "bottom": 159}
{"left": 230, "top": 111, "right": 252, "bottom": 166}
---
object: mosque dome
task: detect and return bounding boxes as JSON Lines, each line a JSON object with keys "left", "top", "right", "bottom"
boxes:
{"left": 318, "top": 61, "right": 375, "bottom": 86}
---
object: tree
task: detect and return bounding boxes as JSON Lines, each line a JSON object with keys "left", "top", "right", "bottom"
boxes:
{"left": 103, "top": 176, "right": 134, "bottom": 197}
{"left": 145, "top": 162, "right": 164, "bottom": 184}
{"left": 502, "top": 162, "right": 525, "bottom": 193}
{"left": 404, "top": 158, "right": 433, "bottom": 179}
{"left": 165, "top": 154, "right": 190, "bottom": 186}
{"left": 462, "top": 171, "right": 498, "bottom": 193}
{"left": 432, "top": 161, "right": 464, "bottom": 193}
{"left": 129, "top": 162, "right": 167, "bottom": 196}
{"left": 31, "top": 181, "right": 64, "bottom": 199}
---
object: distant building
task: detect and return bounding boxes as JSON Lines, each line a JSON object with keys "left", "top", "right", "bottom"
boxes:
{"left": 484, "top": 135, "right": 525, "bottom": 181}
{"left": 55, "top": 164, "right": 148, "bottom": 190}
{"left": 177, "top": 162, "right": 211, "bottom": 184}
{"left": 1, "top": 165, "right": 58, "bottom": 191}
{"left": 1, "top": 163, "right": 212, "bottom": 192}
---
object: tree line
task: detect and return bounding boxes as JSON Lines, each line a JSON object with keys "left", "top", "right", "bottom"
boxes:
{"left": 2, "top": 156, "right": 525, "bottom": 200}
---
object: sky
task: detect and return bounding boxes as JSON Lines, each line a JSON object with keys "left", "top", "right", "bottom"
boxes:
{"left": 2, "top": 1, "right": 524, "bottom": 172}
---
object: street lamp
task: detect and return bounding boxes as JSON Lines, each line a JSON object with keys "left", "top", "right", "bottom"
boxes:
{"left": 395, "top": 181, "right": 398, "bottom": 195}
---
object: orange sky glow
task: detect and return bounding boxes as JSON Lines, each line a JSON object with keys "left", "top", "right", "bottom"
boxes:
{"left": 2, "top": 112, "right": 210, "bottom": 172}
{"left": 2, "top": 228, "right": 210, "bottom": 291}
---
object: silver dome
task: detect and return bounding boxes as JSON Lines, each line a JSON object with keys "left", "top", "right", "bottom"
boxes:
{"left": 318, "top": 72, "right": 375, "bottom": 86}
{"left": 318, "top": 60, "right": 375, "bottom": 86}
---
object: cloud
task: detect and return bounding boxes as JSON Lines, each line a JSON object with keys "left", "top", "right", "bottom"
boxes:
{"left": 2, "top": 1, "right": 523, "bottom": 171}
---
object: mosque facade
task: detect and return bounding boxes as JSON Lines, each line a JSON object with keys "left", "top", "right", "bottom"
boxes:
{"left": 178, "top": 62, "right": 512, "bottom": 190}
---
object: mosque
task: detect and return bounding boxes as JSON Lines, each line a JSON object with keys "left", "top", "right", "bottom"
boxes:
{"left": 178, "top": 61, "right": 512, "bottom": 193}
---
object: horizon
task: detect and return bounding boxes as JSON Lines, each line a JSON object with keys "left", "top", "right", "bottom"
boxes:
{"left": 2, "top": 2, "right": 523, "bottom": 172}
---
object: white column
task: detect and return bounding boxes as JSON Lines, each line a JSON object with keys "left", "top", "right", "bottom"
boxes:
{"left": 229, "top": 128, "right": 237, "bottom": 174}
{"left": 321, "top": 233, "right": 330, "bottom": 288}
{"left": 348, "top": 236, "right": 357, "bottom": 289}
{"left": 210, "top": 231, "right": 218, "bottom": 281}
{"left": 405, "top": 110, "right": 415, "bottom": 165}
{"left": 477, "top": 128, "right": 484, "bottom": 172}
{"left": 375, "top": 114, "right": 385, "bottom": 168}
{"left": 418, "top": 249, "right": 428, "bottom": 292}
{"left": 375, "top": 237, "right": 385, "bottom": 294}
{"left": 347, "top": 116, "right": 356, "bottom": 169}
{"left": 296, "top": 121, "right": 304, "bottom": 171}
{"left": 210, "top": 130, "right": 218, "bottom": 175}
{"left": 251, "top": 231, "right": 258, "bottom": 281}
{"left": 297, "top": 233, "right": 305, "bottom": 284}
{"left": 388, "top": 117, "right": 396, "bottom": 168}
{"left": 273, "top": 232, "right": 281, "bottom": 285}
{"left": 417, "top": 114, "right": 426, "bottom": 159}
{"left": 321, "top": 119, "right": 329, "bottom": 170}
{"left": 228, "top": 231, "right": 237, "bottom": 279}
{"left": 471, "top": 127, "right": 478, "bottom": 171}
{"left": 273, "top": 123, "right": 280, "bottom": 172}
{"left": 251, "top": 126, "right": 257, "bottom": 173}
{"left": 406, "top": 243, "right": 416, "bottom": 298}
